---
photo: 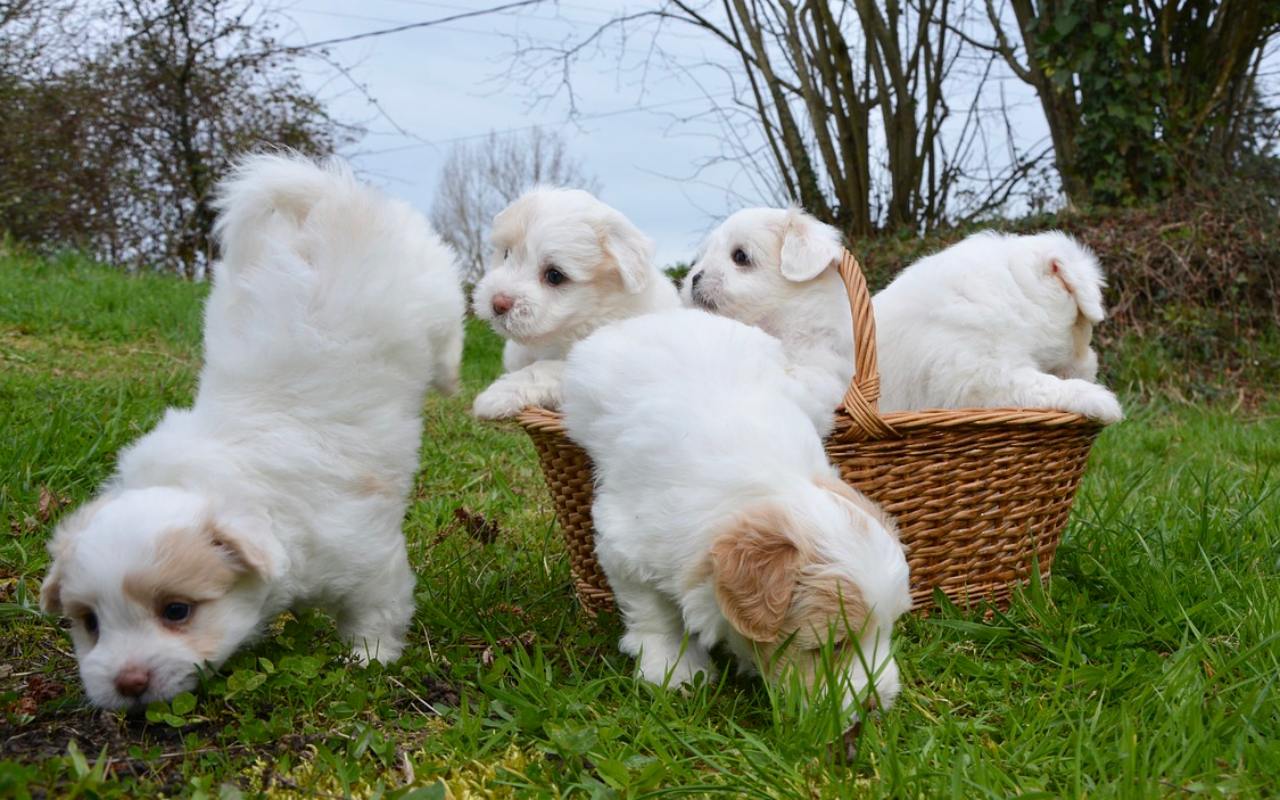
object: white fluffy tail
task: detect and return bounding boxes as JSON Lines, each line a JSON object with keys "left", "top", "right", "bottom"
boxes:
{"left": 200, "top": 152, "right": 465, "bottom": 407}
{"left": 211, "top": 152, "right": 358, "bottom": 277}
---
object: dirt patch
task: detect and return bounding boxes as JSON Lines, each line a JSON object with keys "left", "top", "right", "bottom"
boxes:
{"left": 387, "top": 674, "right": 463, "bottom": 716}
{"left": 2, "top": 700, "right": 207, "bottom": 764}
{"left": 421, "top": 676, "right": 462, "bottom": 709}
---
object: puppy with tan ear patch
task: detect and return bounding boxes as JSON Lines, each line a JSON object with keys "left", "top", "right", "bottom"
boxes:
{"left": 682, "top": 207, "right": 851, "bottom": 436}
{"left": 40, "top": 153, "right": 465, "bottom": 709}
{"left": 470, "top": 187, "right": 680, "bottom": 419}
{"left": 563, "top": 309, "right": 911, "bottom": 718}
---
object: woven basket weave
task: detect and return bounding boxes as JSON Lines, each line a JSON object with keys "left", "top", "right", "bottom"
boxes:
{"left": 517, "top": 249, "right": 1107, "bottom": 614}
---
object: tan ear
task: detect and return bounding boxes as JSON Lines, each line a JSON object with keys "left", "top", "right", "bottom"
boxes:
{"left": 788, "top": 573, "right": 870, "bottom": 649}
{"left": 710, "top": 505, "right": 805, "bottom": 642}
{"left": 39, "top": 564, "right": 63, "bottom": 614}
{"left": 41, "top": 531, "right": 70, "bottom": 614}
{"left": 597, "top": 216, "right": 655, "bottom": 294}
{"left": 779, "top": 209, "right": 842, "bottom": 282}
{"left": 39, "top": 497, "right": 107, "bottom": 615}
{"left": 207, "top": 514, "right": 287, "bottom": 581}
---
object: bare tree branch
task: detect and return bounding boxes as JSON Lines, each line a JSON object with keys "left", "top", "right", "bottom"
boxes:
{"left": 430, "top": 127, "right": 599, "bottom": 283}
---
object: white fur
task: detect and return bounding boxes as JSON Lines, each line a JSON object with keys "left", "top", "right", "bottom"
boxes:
{"left": 471, "top": 187, "right": 679, "bottom": 419}
{"left": 682, "top": 207, "right": 851, "bottom": 436}
{"left": 873, "top": 230, "right": 1123, "bottom": 421}
{"left": 688, "top": 208, "right": 1121, "bottom": 422}
{"left": 40, "top": 153, "right": 464, "bottom": 709}
{"left": 562, "top": 309, "right": 911, "bottom": 718}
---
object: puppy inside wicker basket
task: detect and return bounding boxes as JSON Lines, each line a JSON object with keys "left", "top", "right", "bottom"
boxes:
{"left": 685, "top": 207, "right": 1123, "bottom": 423}
{"left": 562, "top": 308, "right": 913, "bottom": 721}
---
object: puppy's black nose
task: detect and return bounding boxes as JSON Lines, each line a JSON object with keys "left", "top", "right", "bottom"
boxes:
{"left": 690, "top": 272, "right": 702, "bottom": 289}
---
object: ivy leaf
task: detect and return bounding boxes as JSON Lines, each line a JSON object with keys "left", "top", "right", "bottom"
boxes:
{"left": 1054, "top": 13, "right": 1079, "bottom": 36}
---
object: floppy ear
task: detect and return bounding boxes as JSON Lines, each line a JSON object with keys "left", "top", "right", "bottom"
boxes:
{"left": 710, "top": 504, "right": 805, "bottom": 642}
{"left": 39, "top": 498, "right": 107, "bottom": 614}
{"left": 1049, "top": 256, "right": 1106, "bottom": 324}
{"left": 207, "top": 513, "right": 288, "bottom": 581}
{"left": 787, "top": 574, "right": 870, "bottom": 649}
{"left": 598, "top": 215, "right": 655, "bottom": 294}
{"left": 779, "top": 209, "right": 843, "bottom": 282}
{"left": 40, "top": 563, "right": 64, "bottom": 614}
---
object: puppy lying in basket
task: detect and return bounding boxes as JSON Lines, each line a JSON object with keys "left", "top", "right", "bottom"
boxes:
{"left": 874, "top": 230, "right": 1122, "bottom": 421}
{"left": 470, "top": 187, "right": 679, "bottom": 419}
{"left": 39, "top": 154, "right": 464, "bottom": 709}
{"left": 562, "top": 308, "right": 912, "bottom": 717}
{"left": 685, "top": 208, "right": 1121, "bottom": 421}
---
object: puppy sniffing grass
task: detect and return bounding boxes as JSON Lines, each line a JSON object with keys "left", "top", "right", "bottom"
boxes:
{"left": 470, "top": 187, "right": 679, "bottom": 419}
{"left": 39, "top": 154, "right": 465, "bottom": 709}
{"left": 562, "top": 309, "right": 911, "bottom": 720}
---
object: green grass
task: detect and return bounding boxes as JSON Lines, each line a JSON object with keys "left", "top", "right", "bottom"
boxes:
{"left": 1, "top": 252, "right": 1277, "bottom": 798}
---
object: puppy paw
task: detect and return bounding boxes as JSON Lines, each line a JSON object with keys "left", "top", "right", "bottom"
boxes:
{"left": 671, "top": 658, "right": 718, "bottom": 690}
{"left": 432, "top": 371, "right": 460, "bottom": 397}
{"left": 472, "top": 382, "right": 530, "bottom": 420}
{"left": 472, "top": 366, "right": 564, "bottom": 419}
{"left": 632, "top": 641, "right": 715, "bottom": 688}
{"left": 1070, "top": 383, "right": 1123, "bottom": 423}
{"left": 349, "top": 638, "right": 404, "bottom": 665}
{"left": 638, "top": 657, "right": 715, "bottom": 688}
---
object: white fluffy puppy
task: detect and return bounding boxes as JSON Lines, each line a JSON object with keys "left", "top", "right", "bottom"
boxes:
{"left": 688, "top": 207, "right": 1122, "bottom": 422}
{"left": 470, "top": 187, "right": 679, "bottom": 419}
{"left": 563, "top": 309, "right": 911, "bottom": 717}
{"left": 874, "top": 231, "right": 1123, "bottom": 421}
{"left": 39, "top": 154, "right": 464, "bottom": 709}
{"left": 682, "top": 208, "right": 851, "bottom": 435}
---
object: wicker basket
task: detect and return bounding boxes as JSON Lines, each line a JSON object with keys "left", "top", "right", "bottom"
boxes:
{"left": 517, "top": 249, "right": 1108, "bottom": 614}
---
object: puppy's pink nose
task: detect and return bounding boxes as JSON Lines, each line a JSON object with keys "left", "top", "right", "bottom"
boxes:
{"left": 491, "top": 293, "right": 515, "bottom": 316}
{"left": 114, "top": 665, "right": 151, "bottom": 698}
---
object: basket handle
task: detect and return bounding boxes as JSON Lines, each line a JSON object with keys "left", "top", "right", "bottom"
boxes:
{"left": 836, "top": 249, "right": 896, "bottom": 438}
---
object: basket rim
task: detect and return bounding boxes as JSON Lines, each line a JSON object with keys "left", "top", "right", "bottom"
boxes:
{"left": 517, "top": 246, "right": 1111, "bottom": 440}
{"left": 516, "top": 405, "right": 1104, "bottom": 437}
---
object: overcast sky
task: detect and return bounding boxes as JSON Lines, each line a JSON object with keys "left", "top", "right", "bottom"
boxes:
{"left": 281, "top": 0, "right": 768, "bottom": 266}
{"left": 280, "top": 0, "right": 1048, "bottom": 267}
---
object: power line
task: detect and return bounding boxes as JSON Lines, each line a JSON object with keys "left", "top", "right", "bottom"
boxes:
{"left": 356, "top": 89, "right": 738, "bottom": 156}
{"left": 287, "top": 5, "right": 586, "bottom": 47}
{"left": 372, "top": 0, "right": 612, "bottom": 19}
{"left": 277, "top": 0, "right": 544, "bottom": 52}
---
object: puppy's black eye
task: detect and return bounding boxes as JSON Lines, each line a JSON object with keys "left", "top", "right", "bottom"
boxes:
{"left": 543, "top": 266, "right": 567, "bottom": 286}
{"left": 503, "top": 248, "right": 511, "bottom": 260}
{"left": 83, "top": 611, "right": 98, "bottom": 635}
{"left": 732, "top": 248, "right": 750, "bottom": 267}
{"left": 161, "top": 602, "right": 192, "bottom": 624}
